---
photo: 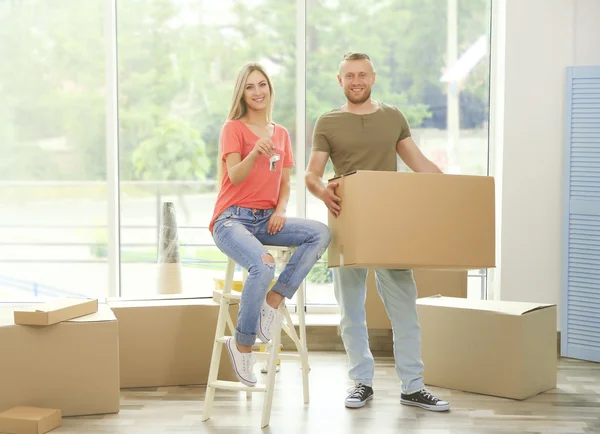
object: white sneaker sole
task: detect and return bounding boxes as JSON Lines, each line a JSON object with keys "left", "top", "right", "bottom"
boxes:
{"left": 400, "top": 399, "right": 450, "bottom": 412}
{"left": 345, "top": 395, "right": 373, "bottom": 408}
{"left": 225, "top": 339, "right": 256, "bottom": 387}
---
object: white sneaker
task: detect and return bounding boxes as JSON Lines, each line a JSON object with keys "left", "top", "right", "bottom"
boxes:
{"left": 257, "top": 300, "right": 278, "bottom": 343}
{"left": 225, "top": 337, "right": 257, "bottom": 387}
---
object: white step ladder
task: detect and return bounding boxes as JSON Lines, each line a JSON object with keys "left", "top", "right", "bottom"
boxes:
{"left": 202, "top": 245, "right": 310, "bottom": 428}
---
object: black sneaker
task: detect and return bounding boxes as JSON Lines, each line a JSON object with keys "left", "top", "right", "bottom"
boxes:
{"left": 400, "top": 389, "right": 450, "bottom": 411}
{"left": 344, "top": 383, "right": 374, "bottom": 408}
{"left": 401, "top": 389, "right": 450, "bottom": 412}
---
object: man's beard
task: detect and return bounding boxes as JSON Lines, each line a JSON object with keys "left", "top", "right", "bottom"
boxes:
{"left": 344, "top": 87, "right": 371, "bottom": 104}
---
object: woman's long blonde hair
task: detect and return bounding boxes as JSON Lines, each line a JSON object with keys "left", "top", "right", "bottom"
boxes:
{"left": 216, "top": 63, "right": 275, "bottom": 189}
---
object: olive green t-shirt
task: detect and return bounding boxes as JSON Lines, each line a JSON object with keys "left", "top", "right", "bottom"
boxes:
{"left": 312, "top": 102, "right": 411, "bottom": 176}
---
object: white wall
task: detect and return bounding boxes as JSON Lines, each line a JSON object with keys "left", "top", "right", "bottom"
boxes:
{"left": 492, "top": 0, "right": 600, "bottom": 329}
{"left": 574, "top": 0, "right": 600, "bottom": 65}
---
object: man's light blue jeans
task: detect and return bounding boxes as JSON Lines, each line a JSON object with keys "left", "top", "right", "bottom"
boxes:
{"left": 212, "top": 206, "right": 331, "bottom": 347}
{"left": 333, "top": 267, "right": 425, "bottom": 394}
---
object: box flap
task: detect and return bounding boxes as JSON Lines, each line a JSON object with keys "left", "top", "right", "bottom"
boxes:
{"left": 108, "top": 297, "right": 216, "bottom": 309}
{"left": 417, "top": 296, "right": 555, "bottom": 316}
{"left": 67, "top": 304, "right": 116, "bottom": 322}
{"left": 328, "top": 170, "right": 358, "bottom": 182}
{"left": 28, "top": 298, "right": 96, "bottom": 314}
{"left": 108, "top": 294, "right": 197, "bottom": 302}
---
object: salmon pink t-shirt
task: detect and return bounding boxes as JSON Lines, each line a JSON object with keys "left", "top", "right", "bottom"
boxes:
{"left": 208, "top": 119, "right": 295, "bottom": 232}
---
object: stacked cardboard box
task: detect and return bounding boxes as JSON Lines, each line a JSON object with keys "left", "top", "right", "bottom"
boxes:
{"left": 0, "top": 299, "right": 120, "bottom": 417}
{"left": 329, "top": 170, "right": 491, "bottom": 330}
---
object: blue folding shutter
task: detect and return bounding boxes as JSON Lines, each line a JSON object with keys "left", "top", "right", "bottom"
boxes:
{"left": 561, "top": 65, "right": 600, "bottom": 362}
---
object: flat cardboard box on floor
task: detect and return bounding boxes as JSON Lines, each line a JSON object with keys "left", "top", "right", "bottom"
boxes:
{"left": 0, "top": 305, "right": 120, "bottom": 417}
{"left": 366, "top": 269, "right": 467, "bottom": 329}
{"left": 417, "top": 296, "right": 557, "bottom": 400}
{"left": 108, "top": 297, "right": 238, "bottom": 388}
{"left": 327, "top": 171, "right": 495, "bottom": 270}
{"left": 13, "top": 298, "right": 98, "bottom": 326}
{"left": 0, "top": 407, "right": 61, "bottom": 434}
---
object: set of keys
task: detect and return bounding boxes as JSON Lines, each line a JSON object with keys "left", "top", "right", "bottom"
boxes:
{"left": 269, "top": 153, "right": 280, "bottom": 171}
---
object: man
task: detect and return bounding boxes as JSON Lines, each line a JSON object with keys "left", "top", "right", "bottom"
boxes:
{"left": 305, "top": 52, "right": 450, "bottom": 412}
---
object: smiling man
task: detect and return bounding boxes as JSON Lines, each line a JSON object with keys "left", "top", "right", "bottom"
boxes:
{"left": 305, "top": 52, "right": 450, "bottom": 412}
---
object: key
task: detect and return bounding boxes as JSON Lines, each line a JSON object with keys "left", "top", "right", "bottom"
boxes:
{"left": 269, "top": 154, "right": 280, "bottom": 171}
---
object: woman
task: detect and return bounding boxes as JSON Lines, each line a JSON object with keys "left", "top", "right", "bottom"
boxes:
{"left": 209, "top": 63, "right": 331, "bottom": 387}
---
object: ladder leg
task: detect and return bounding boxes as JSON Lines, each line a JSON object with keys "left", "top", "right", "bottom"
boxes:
{"left": 281, "top": 302, "right": 310, "bottom": 404}
{"left": 297, "top": 282, "right": 310, "bottom": 404}
{"left": 261, "top": 309, "right": 282, "bottom": 428}
{"left": 226, "top": 313, "right": 237, "bottom": 337}
{"left": 202, "top": 258, "right": 236, "bottom": 422}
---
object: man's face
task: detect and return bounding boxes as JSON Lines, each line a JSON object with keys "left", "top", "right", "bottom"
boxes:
{"left": 337, "top": 59, "right": 376, "bottom": 104}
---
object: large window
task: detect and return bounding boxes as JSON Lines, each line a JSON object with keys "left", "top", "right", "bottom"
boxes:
{"left": 0, "top": 0, "right": 109, "bottom": 301}
{"left": 116, "top": 0, "right": 298, "bottom": 299}
{"left": 1, "top": 0, "right": 491, "bottom": 306}
{"left": 305, "top": 0, "right": 493, "bottom": 304}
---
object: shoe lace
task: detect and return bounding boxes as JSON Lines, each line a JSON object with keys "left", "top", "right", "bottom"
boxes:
{"left": 242, "top": 353, "right": 256, "bottom": 372}
{"left": 347, "top": 384, "right": 368, "bottom": 399}
{"left": 266, "top": 309, "right": 276, "bottom": 325}
{"left": 263, "top": 305, "right": 277, "bottom": 326}
{"left": 419, "top": 389, "right": 438, "bottom": 403}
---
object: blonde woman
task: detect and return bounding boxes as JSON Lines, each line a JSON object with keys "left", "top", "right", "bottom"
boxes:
{"left": 209, "top": 63, "right": 330, "bottom": 387}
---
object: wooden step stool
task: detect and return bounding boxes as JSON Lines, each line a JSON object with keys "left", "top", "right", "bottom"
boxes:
{"left": 202, "top": 245, "right": 310, "bottom": 428}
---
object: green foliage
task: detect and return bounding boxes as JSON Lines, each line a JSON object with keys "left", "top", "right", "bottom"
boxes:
{"left": 132, "top": 118, "right": 208, "bottom": 181}
{"left": 307, "top": 251, "right": 333, "bottom": 284}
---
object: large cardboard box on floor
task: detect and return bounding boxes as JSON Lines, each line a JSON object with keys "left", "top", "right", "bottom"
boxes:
{"left": 327, "top": 171, "right": 495, "bottom": 270}
{"left": 108, "top": 297, "right": 238, "bottom": 388}
{"left": 417, "top": 296, "right": 557, "bottom": 400}
{"left": 366, "top": 269, "right": 468, "bottom": 329}
{"left": 0, "top": 305, "right": 120, "bottom": 416}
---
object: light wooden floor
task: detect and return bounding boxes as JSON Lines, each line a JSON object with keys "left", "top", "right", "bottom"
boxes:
{"left": 54, "top": 353, "right": 599, "bottom": 434}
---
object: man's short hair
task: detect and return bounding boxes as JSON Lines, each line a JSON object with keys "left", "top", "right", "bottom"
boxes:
{"left": 342, "top": 52, "right": 371, "bottom": 61}
{"left": 339, "top": 52, "right": 374, "bottom": 74}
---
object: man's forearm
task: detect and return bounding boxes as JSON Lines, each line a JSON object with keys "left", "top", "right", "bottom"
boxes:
{"left": 419, "top": 159, "right": 443, "bottom": 174}
{"left": 305, "top": 171, "right": 326, "bottom": 199}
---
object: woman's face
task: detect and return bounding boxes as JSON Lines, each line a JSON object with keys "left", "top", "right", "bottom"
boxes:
{"left": 242, "top": 70, "right": 270, "bottom": 113}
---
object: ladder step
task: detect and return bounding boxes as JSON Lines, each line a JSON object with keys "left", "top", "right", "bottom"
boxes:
{"left": 264, "top": 245, "right": 294, "bottom": 252}
{"left": 208, "top": 380, "right": 266, "bottom": 392}
{"left": 255, "top": 352, "right": 303, "bottom": 361}
{"left": 215, "top": 338, "right": 303, "bottom": 360}
{"left": 213, "top": 289, "right": 241, "bottom": 302}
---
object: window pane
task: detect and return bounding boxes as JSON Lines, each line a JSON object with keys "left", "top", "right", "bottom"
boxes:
{"left": 467, "top": 272, "right": 486, "bottom": 299}
{"left": 305, "top": 0, "right": 492, "bottom": 304}
{"left": 117, "top": 0, "right": 297, "bottom": 298}
{"left": 0, "top": 0, "right": 108, "bottom": 301}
